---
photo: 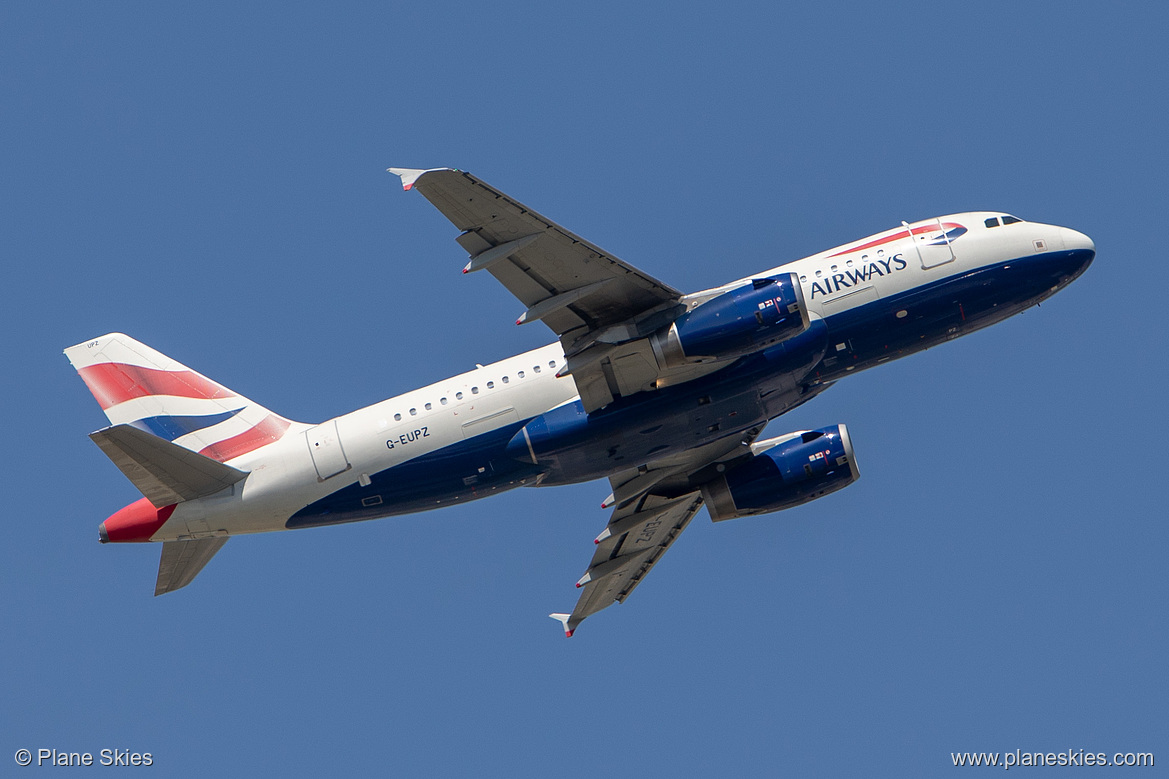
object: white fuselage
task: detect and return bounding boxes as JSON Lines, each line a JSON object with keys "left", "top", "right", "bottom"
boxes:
{"left": 153, "top": 213, "right": 1092, "bottom": 541}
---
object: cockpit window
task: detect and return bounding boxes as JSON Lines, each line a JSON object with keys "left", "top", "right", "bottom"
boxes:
{"left": 1001, "top": 215, "right": 1022, "bottom": 225}
{"left": 985, "top": 217, "right": 1000, "bottom": 228}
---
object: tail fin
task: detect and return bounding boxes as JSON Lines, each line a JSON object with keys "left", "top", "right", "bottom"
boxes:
{"left": 65, "top": 333, "right": 299, "bottom": 464}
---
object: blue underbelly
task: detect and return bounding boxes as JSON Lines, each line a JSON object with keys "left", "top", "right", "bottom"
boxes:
{"left": 286, "top": 421, "right": 543, "bottom": 529}
{"left": 815, "top": 249, "right": 1091, "bottom": 381}
{"left": 285, "top": 249, "right": 1091, "bottom": 531}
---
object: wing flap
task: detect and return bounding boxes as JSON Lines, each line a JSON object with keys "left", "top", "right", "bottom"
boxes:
{"left": 392, "top": 168, "right": 682, "bottom": 333}
{"left": 551, "top": 428, "right": 768, "bottom": 635}
{"left": 155, "top": 537, "right": 229, "bottom": 595}
{"left": 90, "top": 424, "right": 248, "bottom": 507}
{"left": 564, "top": 493, "right": 705, "bottom": 633}
{"left": 392, "top": 167, "right": 706, "bottom": 412}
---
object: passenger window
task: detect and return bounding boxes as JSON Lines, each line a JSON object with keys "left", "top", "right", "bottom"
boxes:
{"left": 533, "top": 365, "right": 541, "bottom": 373}
{"left": 548, "top": 360, "right": 556, "bottom": 368}
{"left": 471, "top": 387, "right": 479, "bottom": 395}
{"left": 985, "top": 217, "right": 1000, "bottom": 228}
{"left": 486, "top": 381, "right": 494, "bottom": 389}
{"left": 456, "top": 391, "right": 463, "bottom": 400}
{"left": 424, "top": 402, "right": 432, "bottom": 411}
{"left": 517, "top": 371, "right": 524, "bottom": 379}
{"left": 394, "top": 413, "right": 401, "bottom": 421}
{"left": 502, "top": 376, "right": 509, "bottom": 384}
{"left": 440, "top": 397, "right": 448, "bottom": 406}
{"left": 799, "top": 275, "right": 807, "bottom": 282}
{"left": 1002, "top": 215, "right": 1022, "bottom": 225}
{"left": 815, "top": 270, "right": 822, "bottom": 278}
{"left": 409, "top": 408, "right": 417, "bottom": 416}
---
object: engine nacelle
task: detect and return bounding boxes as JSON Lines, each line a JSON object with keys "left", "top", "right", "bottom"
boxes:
{"left": 701, "top": 424, "right": 859, "bottom": 521}
{"left": 652, "top": 273, "right": 809, "bottom": 367}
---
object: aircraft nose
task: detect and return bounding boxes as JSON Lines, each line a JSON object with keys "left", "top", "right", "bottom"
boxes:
{"left": 1052, "top": 226, "right": 1095, "bottom": 282}
{"left": 1059, "top": 227, "right": 1095, "bottom": 255}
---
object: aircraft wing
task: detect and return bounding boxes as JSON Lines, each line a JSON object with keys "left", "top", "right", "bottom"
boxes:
{"left": 390, "top": 168, "right": 693, "bottom": 412}
{"left": 550, "top": 427, "right": 764, "bottom": 636}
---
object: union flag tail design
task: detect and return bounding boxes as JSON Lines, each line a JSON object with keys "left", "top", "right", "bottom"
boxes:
{"left": 65, "top": 333, "right": 300, "bottom": 464}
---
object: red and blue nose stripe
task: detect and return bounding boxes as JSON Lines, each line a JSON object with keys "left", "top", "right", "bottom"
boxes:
{"left": 826, "top": 222, "right": 966, "bottom": 258}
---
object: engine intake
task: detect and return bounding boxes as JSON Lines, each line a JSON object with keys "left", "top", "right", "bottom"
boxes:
{"left": 702, "top": 424, "right": 859, "bottom": 521}
{"left": 653, "top": 273, "right": 809, "bottom": 367}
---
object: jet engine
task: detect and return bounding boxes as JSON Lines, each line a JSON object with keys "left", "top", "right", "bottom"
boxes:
{"left": 701, "top": 424, "right": 859, "bottom": 521}
{"left": 652, "top": 273, "right": 809, "bottom": 367}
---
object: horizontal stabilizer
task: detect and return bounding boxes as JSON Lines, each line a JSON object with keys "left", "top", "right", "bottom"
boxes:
{"left": 156, "top": 537, "right": 228, "bottom": 595}
{"left": 90, "top": 424, "right": 248, "bottom": 508}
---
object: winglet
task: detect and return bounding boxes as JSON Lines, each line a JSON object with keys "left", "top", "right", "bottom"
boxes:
{"left": 549, "top": 613, "right": 574, "bottom": 637}
{"left": 387, "top": 167, "right": 453, "bottom": 191}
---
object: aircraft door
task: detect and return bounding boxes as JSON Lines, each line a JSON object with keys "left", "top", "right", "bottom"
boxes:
{"left": 306, "top": 420, "right": 350, "bottom": 480}
{"left": 906, "top": 219, "right": 957, "bottom": 269}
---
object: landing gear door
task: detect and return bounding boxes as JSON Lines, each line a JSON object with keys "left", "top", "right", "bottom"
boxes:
{"left": 906, "top": 219, "right": 958, "bottom": 270}
{"left": 306, "top": 420, "right": 350, "bottom": 481}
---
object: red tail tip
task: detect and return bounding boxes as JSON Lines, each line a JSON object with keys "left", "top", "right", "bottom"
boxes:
{"left": 101, "top": 498, "right": 176, "bottom": 543}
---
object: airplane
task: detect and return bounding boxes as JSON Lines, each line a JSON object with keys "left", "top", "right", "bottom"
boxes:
{"left": 65, "top": 167, "right": 1095, "bottom": 635}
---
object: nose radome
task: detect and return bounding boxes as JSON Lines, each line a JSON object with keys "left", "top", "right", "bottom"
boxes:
{"left": 1059, "top": 227, "right": 1095, "bottom": 254}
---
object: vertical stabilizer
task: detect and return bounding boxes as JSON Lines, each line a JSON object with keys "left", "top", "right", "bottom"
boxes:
{"left": 65, "top": 333, "right": 302, "bottom": 464}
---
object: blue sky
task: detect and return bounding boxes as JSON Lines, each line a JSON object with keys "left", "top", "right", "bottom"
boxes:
{"left": 3, "top": 2, "right": 1165, "bottom": 775}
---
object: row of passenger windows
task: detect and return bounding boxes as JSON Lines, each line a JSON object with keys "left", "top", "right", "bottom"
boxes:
{"left": 986, "top": 215, "right": 1022, "bottom": 228}
{"left": 391, "top": 360, "right": 559, "bottom": 421}
{"left": 798, "top": 249, "right": 888, "bottom": 283}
